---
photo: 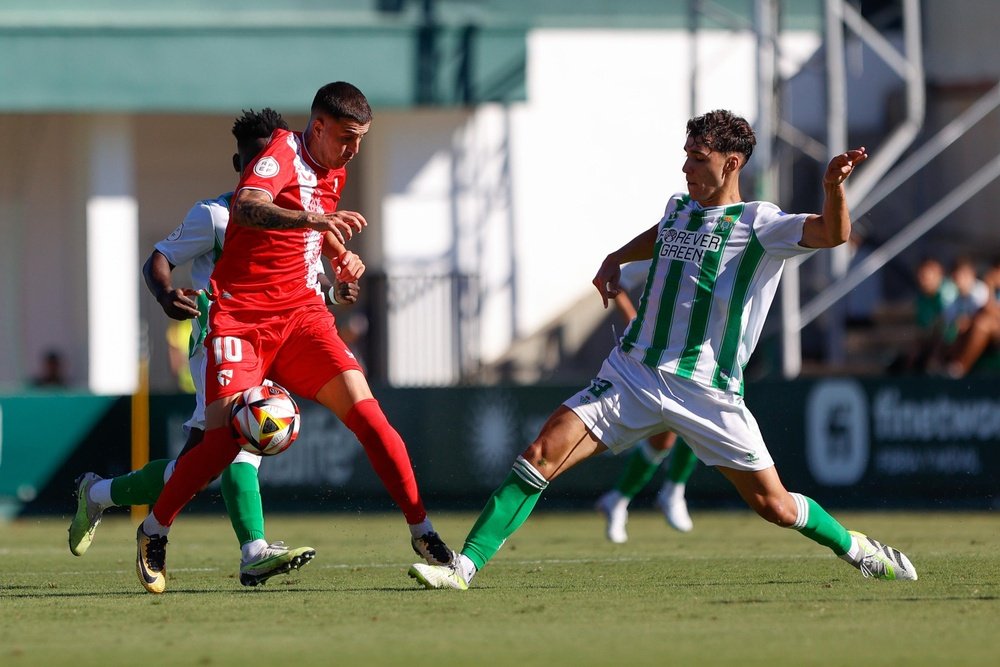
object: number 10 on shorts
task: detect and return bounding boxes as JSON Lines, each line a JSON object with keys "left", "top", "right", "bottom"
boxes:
{"left": 213, "top": 336, "right": 244, "bottom": 363}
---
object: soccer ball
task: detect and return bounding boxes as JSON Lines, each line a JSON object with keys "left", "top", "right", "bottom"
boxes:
{"left": 230, "top": 384, "right": 301, "bottom": 456}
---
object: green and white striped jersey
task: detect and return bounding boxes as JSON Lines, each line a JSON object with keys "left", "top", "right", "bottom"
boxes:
{"left": 620, "top": 193, "right": 814, "bottom": 395}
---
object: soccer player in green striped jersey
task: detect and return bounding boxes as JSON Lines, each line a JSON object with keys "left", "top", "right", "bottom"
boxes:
{"left": 410, "top": 110, "right": 917, "bottom": 589}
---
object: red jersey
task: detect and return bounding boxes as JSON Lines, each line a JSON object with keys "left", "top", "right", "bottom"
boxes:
{"left": 211, "top": 129, "right": 348, "bottom": 311}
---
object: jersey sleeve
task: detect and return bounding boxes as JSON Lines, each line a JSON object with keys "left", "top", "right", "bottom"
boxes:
{"left": 154, "top": 200, "right": 226, "bottom": 267}
{"left": 751, "top": 202, "right": 816, "bottom": 259}
{"left": 235, "top": 129, "right": 297, "bottom": 201}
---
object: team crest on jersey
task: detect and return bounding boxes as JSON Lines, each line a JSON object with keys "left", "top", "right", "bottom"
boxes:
{"left": 253, "top": 156, "right": 280, "bottom": 178}
{"left": 166, "top": 224, "right": 184, "bottom": 241}
{"left": 716, "top": 216, "right": 735, "bottom": 233}
{"left": 217, "top": 369, "right": 233, "bottom": 386}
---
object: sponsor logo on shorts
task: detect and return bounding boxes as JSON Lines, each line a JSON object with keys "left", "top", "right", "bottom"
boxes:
{"left": 253, "top": 156, "right": 280, "bottom": 178}
{"left": 745, "top": 452, "right": 760, "bottom": 464}
{"left": 217, "top": 369, "right": 233, "bottom": 386}
{"left": 586, "top": 378, "right": 612, "bottom": 398}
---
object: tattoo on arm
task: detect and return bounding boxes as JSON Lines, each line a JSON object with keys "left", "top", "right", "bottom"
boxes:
{"left": 232, "top": 193, "right": 310, "bottom": 231}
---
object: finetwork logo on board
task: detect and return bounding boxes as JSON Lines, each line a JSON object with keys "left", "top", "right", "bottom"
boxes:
{"left": 805, "top": 379, "right": 869, "bottom": 486}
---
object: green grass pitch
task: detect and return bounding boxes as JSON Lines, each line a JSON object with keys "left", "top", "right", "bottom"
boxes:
{"left": 1, "top": 510, "right": 997, "bottom": 666}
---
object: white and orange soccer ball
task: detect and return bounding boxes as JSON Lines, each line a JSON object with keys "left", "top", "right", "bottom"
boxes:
{"left": 229, "top": 383, "right": 301, "bottom": 456}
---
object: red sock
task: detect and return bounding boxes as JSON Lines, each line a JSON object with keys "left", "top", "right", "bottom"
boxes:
{"left": 344, "top": 399, "right": 427, "bottom": 525}
{"left": 152, "top": 426, "right": 241, "bottom": 526}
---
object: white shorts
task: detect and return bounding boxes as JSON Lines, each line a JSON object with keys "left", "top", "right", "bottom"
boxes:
{"left": 565, "top": 347, "right": 774, "bottom": 471}
{"left": 183, "top": 347, "right": 208, "bottom": 434}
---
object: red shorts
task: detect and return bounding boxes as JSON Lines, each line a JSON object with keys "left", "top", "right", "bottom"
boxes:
{"left": 203, "top": 299, "right": 363, "bottom": 404}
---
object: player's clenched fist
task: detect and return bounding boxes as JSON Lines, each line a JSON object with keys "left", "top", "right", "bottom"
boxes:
{"left": 332, "top": 250, "right": 365, "bottom": 284}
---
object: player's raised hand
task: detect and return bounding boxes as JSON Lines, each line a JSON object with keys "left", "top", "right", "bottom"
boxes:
{"left": 592, "top": 257, "right": 623, "bottom": 308}
{"left": 315, "top": 210, "right": 367, "bottom": 244}
{"left": 824, "top": 147, "right": 868, "bottom": 186}
{"left": 333, "top": 250, "right": 366, "bottom": 284}
{"left": 158, "top": 288, "right": 202, "bottom": 321}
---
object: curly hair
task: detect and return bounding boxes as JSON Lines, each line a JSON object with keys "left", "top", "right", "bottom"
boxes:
{"left": 686, "top": 110, "right": 756, "bottom": 163}
{"left": 231, "top": 108, "right": 288, "bottom": 146}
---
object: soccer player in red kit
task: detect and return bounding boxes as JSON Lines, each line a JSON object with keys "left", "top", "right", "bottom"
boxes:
{"left": 135, "top": 82, "right": 455, "bottom": 594}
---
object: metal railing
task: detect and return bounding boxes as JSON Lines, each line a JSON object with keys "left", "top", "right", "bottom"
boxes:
{"left": 361, "top": 272, "right": 481, "bottom": 386}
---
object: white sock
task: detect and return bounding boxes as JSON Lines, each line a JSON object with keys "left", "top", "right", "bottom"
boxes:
{"left": 662, "top": 481, "right": 686, "bottom": 500}
{"left": 602, "top": 489, "right": 627, "bottom": 507}
{"left": 89, "top": 479, "right": 115, "bottom": 508}
{"left": 456, "top": 553, "right": 477, "bottom": 583}
{"left": 141, "top": 514, "right": 170, "bottom": 538}
{"left": 840, "top": 534, "right": 862, "bottom": 563}
{"left": 408, "top": 519, "right": 434, "bottom": 539}
{"left": 639, "top": 440, "right": 669, "bottom": 465}
{"left": 241, "top": 539, "right": 269, "bottom": 563}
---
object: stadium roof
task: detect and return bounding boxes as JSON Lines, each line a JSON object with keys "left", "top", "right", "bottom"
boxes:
{"left": 0, "top": 0, "right": 823, "bottom": 112}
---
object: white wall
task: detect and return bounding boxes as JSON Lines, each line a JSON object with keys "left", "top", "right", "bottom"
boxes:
{"left": 0, "top": 115, "right": 90, "bottom": 390}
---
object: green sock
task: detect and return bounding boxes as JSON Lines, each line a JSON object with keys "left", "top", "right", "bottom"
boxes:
{"left": 665, "top": 439, "right": 698, "bottom": 484}
{"left": 221, "top": 462, "right": 266, "bottom": 546}
{"left": 790, "top": 493, "right": 852, "bottom": 555}
{"left": 462, "top": 458, "right": 548, "bottom": 571}
{"left": 616, "top": 441, "right": 667, "bottom": 498}
{"left": 110, "top": 459, "right": 171, "bottom": 506}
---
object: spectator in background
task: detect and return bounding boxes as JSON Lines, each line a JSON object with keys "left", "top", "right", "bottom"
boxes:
{"left": 937, "top": 256, "right": 989, "bottom": 352}
{"left": 31, "top": 349, "right": 67, "bottom": 388}
{"left": 945, "top": 256, "right": 1000, "bottom": 378}
{"left": 914, "top": 256, "right": 957, "bottom": 330}
{"left": 889, "top": 256, "right": 955, "bottom": 374}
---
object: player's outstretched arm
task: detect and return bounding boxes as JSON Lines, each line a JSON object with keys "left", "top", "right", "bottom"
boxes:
{"left": 142, "top": 250, "right": 201, "bottom": 320}
{"left": 231, "top": 189, "right": 366, "bottom": 243}
{"left": 800, "top": 147, "right": 869, "bottom": 249}
{"left": 592, "top": 223, "right": 660, "bottom": 308}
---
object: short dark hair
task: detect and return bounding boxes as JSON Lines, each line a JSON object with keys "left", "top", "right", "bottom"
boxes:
{"left": 686, "top": 110, "right": 756, "bottom": 163}
{"left": 311, "top": 81, "right": 372, "bottom": 124}
{"left": 231, "top": 108, "right": 288, "bottom": 149}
